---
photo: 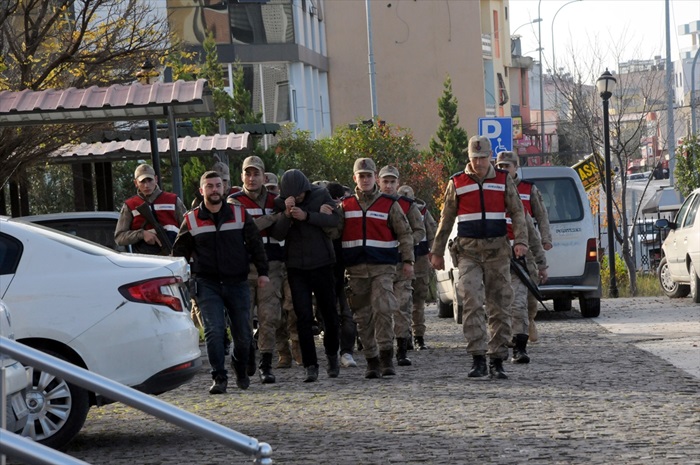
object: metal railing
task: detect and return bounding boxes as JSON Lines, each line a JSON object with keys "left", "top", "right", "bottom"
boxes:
{"left": 0, "top": 337, "right": 272, "bottom": 465}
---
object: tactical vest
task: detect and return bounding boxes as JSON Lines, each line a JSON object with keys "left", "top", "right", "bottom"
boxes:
{"left": 506, "top": 180, "right": 534, "bottom": 240}
{"left": 341, "top": 195, "right": 399, "bottom": 266}
{"left": 125, "top": 192, "right": 181, "bottom": 253}
{"left": 230, "top": 191, "right": 285, "bottom": 261}
{"left": 415, "top": 204, "right": 430, "bottom": 257}
{"left": 453, "top": 170, "right": 508, "bottom": 238}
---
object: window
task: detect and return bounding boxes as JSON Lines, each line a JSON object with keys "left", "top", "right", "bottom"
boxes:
{"left": 681, "top": 194, "right": 700, "bottom": 229}
{"left": 0, "top": 234, "right": 22, "bottom": 275}
{"left": 533, "top": 178, "right": 583, "bottom": 223}
{"left": 492, "top": 10, "right": 500, "bottom": 59}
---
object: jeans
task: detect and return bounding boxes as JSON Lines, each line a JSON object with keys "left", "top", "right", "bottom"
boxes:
{"left": 287, "top": 265, "right": 339, "bottom": 368}
{"left": 195, "top": 277, "right": 252, "bottom": 380}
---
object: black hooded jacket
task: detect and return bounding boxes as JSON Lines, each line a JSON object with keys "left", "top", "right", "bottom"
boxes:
{"left": 271, "top": 169, "right": 340, "bottom": 270}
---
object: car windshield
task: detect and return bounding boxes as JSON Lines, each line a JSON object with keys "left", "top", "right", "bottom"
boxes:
{"left": 529, "top": 177, "right": 583, "bottom": 223}
{"left": 10, "top": 219, "right": 116, "bottom": 256}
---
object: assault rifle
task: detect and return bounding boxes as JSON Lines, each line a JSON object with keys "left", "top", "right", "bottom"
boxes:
{"left": 136, "top": 202, "right": 173, "bottom": 255}
{"left": 510, "top": 255, "right": 549, "bottom": 311}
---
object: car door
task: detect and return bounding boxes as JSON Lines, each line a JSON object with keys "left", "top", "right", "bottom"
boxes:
{"left": 667, "top": 193, "right": 700, "bottom": 277}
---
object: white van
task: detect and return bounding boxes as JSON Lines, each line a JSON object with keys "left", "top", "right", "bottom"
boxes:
{"left": 436, "top": 166, "right": 602, "bottom": 320}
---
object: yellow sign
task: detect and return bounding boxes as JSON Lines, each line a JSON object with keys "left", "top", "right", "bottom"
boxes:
{"left": 512, "top": 116, "right": 523, "bottom": 140}
{"left": 572, "top": 153, "right": 608, "bottom": 191}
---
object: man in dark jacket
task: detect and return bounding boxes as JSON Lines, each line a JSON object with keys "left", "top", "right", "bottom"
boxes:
{"left": 173, "top": 171, "right": 269, "bottom": 394}
{"left": 271, "top": 169, "right": 341, "bottom": 382}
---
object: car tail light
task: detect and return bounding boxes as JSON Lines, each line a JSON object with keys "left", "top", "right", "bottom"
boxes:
{"left": 586, "top": 238, "right": 598, "bottom": 262}
{"left": 119, "top": 277, "right": 185, "bottom": 312}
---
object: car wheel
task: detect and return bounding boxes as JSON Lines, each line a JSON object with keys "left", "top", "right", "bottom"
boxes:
{"left": 553, "top": 298, "right": 572, "bottom": 312}
{"left": 21, "top": 350, "right": 90, "bottom": 449}
{"left": 657, "top": 257, "right": 690, "bottom": 298}
{"left": 578, "top": 296, "right": 601, "bottom": 318}
{"left": 452, "top": 278, "right": 463, "bottom": 325}
{"left": 438, "top": 298, "right": 454, "bottom": 318}
{"left": 690, "top": 262, "right": 700, "bottom": 304}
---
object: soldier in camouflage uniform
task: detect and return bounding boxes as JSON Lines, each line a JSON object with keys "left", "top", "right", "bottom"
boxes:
{"left": 337, "top": 158, "right": 415, "bottom": 379}
{"left": 378, "top": 165, "right": 425, "bottom": 367}
{"left": 431, "top": 136, "right": 528, "bottom": 379}
{"left": 496, "top": 151, "right": 550, "bottom": 361}
{"left": 397, "top": 185, "right": 438, "bottom": 351}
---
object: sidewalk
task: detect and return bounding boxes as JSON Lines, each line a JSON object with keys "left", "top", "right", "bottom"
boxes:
{"left": 47, "top": 298, "right": 700, "bottom": 465}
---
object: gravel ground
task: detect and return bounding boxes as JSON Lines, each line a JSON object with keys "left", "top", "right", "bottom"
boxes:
{"left": 9, "top": 297, "right": 700, "bottom": 465}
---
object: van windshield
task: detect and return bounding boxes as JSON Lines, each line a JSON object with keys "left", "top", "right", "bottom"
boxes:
{"left": 530, "top": 177, "right": 583, "bottom": 223}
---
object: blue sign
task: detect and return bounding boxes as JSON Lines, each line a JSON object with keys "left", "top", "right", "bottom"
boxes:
{"left": 478, "top": 117, "right": 513, "bottom": 158}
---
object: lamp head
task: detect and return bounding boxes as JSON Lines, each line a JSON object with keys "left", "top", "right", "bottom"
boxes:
{"left": 596, "top": 68, "right": 617, "bottom": 101}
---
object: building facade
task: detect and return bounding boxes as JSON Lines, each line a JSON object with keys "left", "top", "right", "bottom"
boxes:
{"left": 324, "top": 0, "right": 507, "bottom": 149}
{"left": 166, "top": 0, "right": 331, "bottom": 140}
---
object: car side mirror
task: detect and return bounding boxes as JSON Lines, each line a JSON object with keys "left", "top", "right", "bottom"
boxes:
{"left": 655, "top": 219, "right": 675, "bottom": 230}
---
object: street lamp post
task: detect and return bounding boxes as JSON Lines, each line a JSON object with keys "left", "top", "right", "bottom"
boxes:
{"left": 538, "top": 0, "right": 545, "bottom": 156}
{"left": 551, "top": 0, "right": 582, "bottom": 111}
{"left": 596, "top": 69, "right": 618, "bottom": 298}
{"left": 136, "top": 59, "right": 162, "bottom": 188}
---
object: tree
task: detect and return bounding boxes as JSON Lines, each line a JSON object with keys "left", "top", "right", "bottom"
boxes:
{"left": 429, "top": 75, "right": 469, "bottom": 176}
{"left": 0, "top": 0, "right": 171, "bottom": 208}
{"left": 674, "top": 135, "right": 700, "bottom": 197}
{"left": 555, "top": 46, "right": 670, "bottom": 296}
{"left": 191, "top": 31, "right": 233, "bottom": 136}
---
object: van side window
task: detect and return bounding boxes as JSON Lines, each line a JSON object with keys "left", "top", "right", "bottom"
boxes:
{"left": 534, "top": 178, "right": 583, "bottom": 223}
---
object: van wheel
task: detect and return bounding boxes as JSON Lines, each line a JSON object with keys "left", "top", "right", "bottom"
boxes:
{"left": 579, "top": 297, "right": 601, "bottom": 318}
{"left": 452, "top": 279, "right": 463, "bottom": 324}
{"left": 21, "top": 350, "right": 90, "bottom": 449}
{"left": 690, "top": 262, "right": 700, "bottom": 304}
{"left": 658, "top": 257, "right": 690, "bottom": 298}
{"left": 438, "top": 299, "right": 454, "bottom": 318}
{"left": 553, "top": 298, "right": 572, "bottom": 312}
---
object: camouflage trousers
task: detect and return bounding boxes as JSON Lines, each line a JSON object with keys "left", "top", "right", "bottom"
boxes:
{"left": 346, "top": 264, "right": 397, "bottom": 358}
{"left": 411, "top": 254, "right": 431, "bottom": 338}
{"left": 509, "top": 270, "right": 529, "bottom": 336}
{"left": 453, "top": 236, "right": 513, "bottom": 360}
{"left": 248, "top": 260, "right": 285, "bottom": 354}
{"left": 275, "top": 276, "right": 298, "bottom": 352}
{"left": 393, "top": 263, "right": 414, "bottom": 339}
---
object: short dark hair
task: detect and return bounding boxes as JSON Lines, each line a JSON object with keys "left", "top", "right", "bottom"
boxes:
{"left": 326, "top": 182, "right": 346, "bottom": 200}
{"left": 200, "top": 170, "right": 221, "bottom": 186}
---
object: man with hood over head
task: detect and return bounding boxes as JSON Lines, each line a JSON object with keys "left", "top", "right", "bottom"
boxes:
{"left": 271, "top": 169, "right": 341, "bottom": 382}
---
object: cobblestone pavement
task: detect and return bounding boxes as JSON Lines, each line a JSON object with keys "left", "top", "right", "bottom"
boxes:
{"left": 22, "top": 298, "right": 700, "bottom": 465}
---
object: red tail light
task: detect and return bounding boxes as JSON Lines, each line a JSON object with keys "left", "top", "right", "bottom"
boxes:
{"left": 119, "top": 277, "right": 184, "bottom": 312}
{"left": 586, "top": 238, "right": 598, "bottom": 262}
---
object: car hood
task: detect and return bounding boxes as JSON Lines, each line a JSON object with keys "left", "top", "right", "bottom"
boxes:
{"left": 105, "top": 253, "right": 189, "bottom": 279}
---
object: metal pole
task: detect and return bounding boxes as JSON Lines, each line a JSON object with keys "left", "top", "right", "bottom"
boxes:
{"left": 603, "top": 96, "right": 618, "bottom": 298}
{"left": 551, "top": 0, "right": 582, "bottom": 112}
{"left": 365, "top": 0, "right": 378, "bottom": 119}
{"left": 167, "top": 107, "right": 183, "bottom": 200}
{"left": 665, "top": 0, "right": 675, "bottom": 186}
{"left": 538, "top": 0, "right": 545, "bottom": 155}
{"left": 691, "top": 47, "right": 700, "bottom": 136}
{"left": 148, "top": 120, "right": 161, "bottom": 188}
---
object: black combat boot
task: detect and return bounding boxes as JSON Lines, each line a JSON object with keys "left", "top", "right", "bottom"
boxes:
{"left": 327, "top": 354, "right": 340, "bottom": 378}
{"left": 379, "top": 349, "right": 396, "bottom": 376}
{"left": 414, "top": 336, "right": 429, "bottom": 351}
{"left": 365, "top": 356, "right": 382, "bottom": 379}
{"left": 511, "top": 334, "right": 530, "bottom": 364}
{"left": 396, "top": 338, "right": 412, "bottom": 366}
{"left": 209, "top": 376, "right": 227, "bottom": 394}
{"left": 406, "top": 336, "right": 414, "bottom": 351}
{"left": 468, "top": 355, "right": 488, "bottom": 378}
{"left": 489, "top": 357, "right": 508, "bottom": 379}
{"left": 258, "top": 352, "right": 276, "bottom": 384}
{"left": 303, "top": 364, "right": 319, "bottom": 383}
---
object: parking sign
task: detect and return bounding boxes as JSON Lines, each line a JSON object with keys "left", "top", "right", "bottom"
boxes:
{"left": 478, "top": 117, "right": 513, "bottom": 158}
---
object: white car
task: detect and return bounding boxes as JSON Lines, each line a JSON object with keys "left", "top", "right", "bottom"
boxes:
{"left": 0, "top": 217, "right": 201, "bottom": 448}
{"left": 436, "top": 166, "right": 601, "bottom": 320}
{"left": 0, "top": 299, "right": 30, "bottom": 434}
{"left": 656, "top": 187, "right": 700, "bottom": 303}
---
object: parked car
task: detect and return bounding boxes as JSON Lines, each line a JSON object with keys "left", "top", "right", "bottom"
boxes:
{"left": 19, "top": 211, "right": 131, "bottom": 252}
{"left": 0, "top": 217, "right": 201, "bottom": 448}
{"left": 655, "top": 187, "right": 700, "bottom": 303}
{"left": 436, "top": 166, "right": 601, "bottom": 320}
{"left": 0, "top": 299, "right": 30, "bottom": 434}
